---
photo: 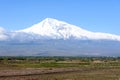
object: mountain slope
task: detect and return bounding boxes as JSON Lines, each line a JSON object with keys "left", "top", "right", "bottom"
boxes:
{"left": 0, "top": 18, "right": 120, "bottom": 56}
{"left": 19, "top": 18, "right": 120, "bottom": 41}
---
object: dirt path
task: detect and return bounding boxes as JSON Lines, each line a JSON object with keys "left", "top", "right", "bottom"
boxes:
{"left": 0, "top": 68, "right": 83, "bottom": 78}
{"left": 0, "top": 68, "right": 120, "bottom": 80}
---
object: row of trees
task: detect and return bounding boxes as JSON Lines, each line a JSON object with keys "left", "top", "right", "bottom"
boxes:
{"left": 0, "top": 56, "right": 119, "bottom": 62}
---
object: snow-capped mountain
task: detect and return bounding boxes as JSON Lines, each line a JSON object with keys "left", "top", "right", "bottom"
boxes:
{"left": 18, "top": 18, "right": 120, "bottom": 41}
{"left": 0, "top": 18, "right": 120, "bottom": 41}
{"left": 0, "top": 18, "right": 120, "bottom": 56}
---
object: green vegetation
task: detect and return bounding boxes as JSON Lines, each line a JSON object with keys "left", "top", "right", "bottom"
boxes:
{"left": 0, "top": 56, "right": 120, "bottom": 80}
{"left": 0, "top": 56, "right": 120, "bottom": 69}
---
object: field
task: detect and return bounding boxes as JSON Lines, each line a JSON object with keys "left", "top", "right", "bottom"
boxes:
{"left": 0, "top": 56, "right": 120, "bottom": 80}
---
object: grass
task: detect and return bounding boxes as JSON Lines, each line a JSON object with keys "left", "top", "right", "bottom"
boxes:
{"left": 0, "top": 56, "right": 120, "bottom": 80}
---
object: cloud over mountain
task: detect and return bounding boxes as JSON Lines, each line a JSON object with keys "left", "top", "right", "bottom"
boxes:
{"left": 0, "top": 18, "right": 120, "bottom": 56}
{"left": 1, "top": 18, "right": 120, "bottom": 41}
{"left": 0, "top": 27, "right": 8, "bottom": 40}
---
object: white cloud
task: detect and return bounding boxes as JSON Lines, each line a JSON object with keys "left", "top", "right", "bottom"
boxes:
{"left": 0, "top": 27, "right": 6, "bottom": 33}
{"left": 0, "top": 27, "right": 8, "bottom": 40}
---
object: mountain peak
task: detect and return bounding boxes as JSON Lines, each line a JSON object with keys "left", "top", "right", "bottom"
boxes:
{"left": 41, "top": 18, "right": 68, "bottom": 27}
{"left": 19, "top": 18, "right": 87, "bottom": 39}
{"left": 18, "top": 18, "right": 120, "bottom": 41}
{"left": 43, "top": 18, "right": 65, "bottom": 23}
{"left": 43, "top": 18, "right": 58, "bottom": 22}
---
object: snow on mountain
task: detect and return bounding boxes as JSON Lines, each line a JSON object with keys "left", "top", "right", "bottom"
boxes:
{"left": 0, "top": 27, "right": 8, "bottom": 40}
{"left": 0, "top": 18, "right": 120, "bottom": 41}
{"left": 19, "top": 18, "right": 120, "bottom": 41}
{"left": 1, "top": 18, "right": 120, "bottom": 56}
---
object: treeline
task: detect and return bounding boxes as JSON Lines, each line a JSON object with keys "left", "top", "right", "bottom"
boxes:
{"left": 0, "top": 56, "right": 120, "bottom": 62}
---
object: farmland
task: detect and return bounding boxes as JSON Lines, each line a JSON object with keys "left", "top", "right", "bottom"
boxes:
{"left": 0, "top": 56, "right": 120, "bottom": 80}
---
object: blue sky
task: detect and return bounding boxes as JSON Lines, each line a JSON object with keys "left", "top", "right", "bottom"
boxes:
{"left": 0, "top": 0, "right": 120, "bottom": 35}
